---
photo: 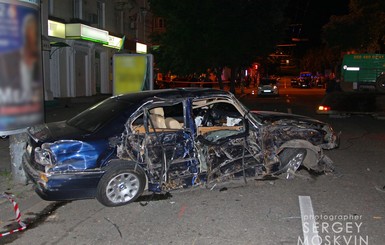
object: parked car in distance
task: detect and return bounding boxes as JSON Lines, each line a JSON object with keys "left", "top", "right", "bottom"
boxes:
{"left": 257, "top": 77, "right": 279, "bottom": 96}
{"left": 291, "top": 71, "right": 315, "bottom": 88}
{"left": 23, "top": 88, "right": 339, "bottom": 207}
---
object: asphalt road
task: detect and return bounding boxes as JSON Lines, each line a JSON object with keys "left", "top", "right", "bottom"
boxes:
{"left": 2, "top": 85, "right": 385, "bottom": 245}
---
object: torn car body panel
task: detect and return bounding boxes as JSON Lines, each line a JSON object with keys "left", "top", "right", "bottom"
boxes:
{"left": 252, "top": 111, "right": 338, "bottom": 174}
{"left": 22, "top": 88, "right": 339, "bottom": 204}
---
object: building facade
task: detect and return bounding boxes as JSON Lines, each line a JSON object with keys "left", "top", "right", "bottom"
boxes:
{"left": 41, "top": 0, "right": 152, "bottom": 99}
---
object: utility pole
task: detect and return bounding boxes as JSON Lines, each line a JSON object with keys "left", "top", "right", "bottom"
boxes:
{"left": 10, "top": 133, "right": 28, "bottom": 184}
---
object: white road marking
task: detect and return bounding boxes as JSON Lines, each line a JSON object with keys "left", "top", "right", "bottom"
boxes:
{"left": 298, "top": 196, "right": 321, "bottom": 245}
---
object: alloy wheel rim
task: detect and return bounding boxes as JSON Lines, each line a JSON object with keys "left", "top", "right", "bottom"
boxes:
{"left": 106, "top": 173, "right": 139, "bottom": 203}
{"left": 289, "top": 152, "right": 305, "bottom": 171}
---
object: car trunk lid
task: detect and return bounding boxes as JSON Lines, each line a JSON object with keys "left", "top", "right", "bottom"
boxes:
{"left": 27, "top": 121, "right": 87, "bottom": 144}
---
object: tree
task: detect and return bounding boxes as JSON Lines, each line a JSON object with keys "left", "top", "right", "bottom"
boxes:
{"left": 322, "top": 0, "right": 385, "bottom": 53}
{"left": 149, "top": 0, "right": 288, "bottom": 93}
{"left": 299, "top": 46, "right": 341, "bottom": 75}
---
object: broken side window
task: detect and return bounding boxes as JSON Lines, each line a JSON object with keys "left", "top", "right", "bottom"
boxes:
{"left": 131, "top": 113, "right": 145, "bottom": 133}
{"left": 193, "top": 99, "right": 245, "bottom": 142}
{"left": 146, "top": 104, "right": 185, "bottom": 131}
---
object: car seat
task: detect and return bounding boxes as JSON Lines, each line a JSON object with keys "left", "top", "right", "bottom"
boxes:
{"left": 165, "top": 117, "right": 182, "bottom": 129}
{"left": 149, "top": 107, "right": 166, "bottom": 128}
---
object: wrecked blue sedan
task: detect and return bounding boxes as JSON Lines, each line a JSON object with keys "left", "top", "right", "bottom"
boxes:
{"left": 22, "top": 88, "right": 339, "bottom": 207}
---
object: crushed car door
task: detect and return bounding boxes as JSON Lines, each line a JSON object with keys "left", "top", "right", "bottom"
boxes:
{"left": 193, "top": 99, "right": 257, "bottom": 184}
{"left": 141, "top": 102, "right": 198, "bottom": 189}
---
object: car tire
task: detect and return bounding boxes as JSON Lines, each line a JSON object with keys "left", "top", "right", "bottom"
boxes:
{"left": 96, "top": 162, "right": 145, "bottom": 207}
{"left": 376, "top": 75, "right": 385, "bottom": 93}
{"left": 275, "top": 148, "right": 307, "bottom": 174}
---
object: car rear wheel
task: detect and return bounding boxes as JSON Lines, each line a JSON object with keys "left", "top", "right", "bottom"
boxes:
{"left": 275, "top": 148, "right": 307, "bottom": 175}
{"left": 96, "top": 162, "right": 145, "bottom": 207}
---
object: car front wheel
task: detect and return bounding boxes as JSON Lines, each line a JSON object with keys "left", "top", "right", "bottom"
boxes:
{"left": 96, "top": 162, "right": 145, "bottom": 207}
{"left": 275, "top": 148, "right": 307, "bottom": 176}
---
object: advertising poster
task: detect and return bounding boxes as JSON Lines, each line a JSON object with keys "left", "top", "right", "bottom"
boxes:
{"left": 113, "top": 54, "right": 153, "bottom": 95}
{"left": 0, "top": 0, "right": 43, "bottom": 135}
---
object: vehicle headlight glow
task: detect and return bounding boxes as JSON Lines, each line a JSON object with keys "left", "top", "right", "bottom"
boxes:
{"left": 318, "top": 105, "right": 331, "bottom": 111}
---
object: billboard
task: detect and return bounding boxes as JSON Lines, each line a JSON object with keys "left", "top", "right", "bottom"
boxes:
{"left": 113, "top": 54, "right": 153, "bottom": 95}
{"left": 0, "top": 0, "right": 43, "bottom": 136}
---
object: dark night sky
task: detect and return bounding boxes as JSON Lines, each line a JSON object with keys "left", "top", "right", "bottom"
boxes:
{"left": 285, "top": 0, "right": 350, "bottom": 45}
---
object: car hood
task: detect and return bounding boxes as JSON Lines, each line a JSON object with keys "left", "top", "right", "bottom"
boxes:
{"left": 251, "top": 110, "right": 338, "bottom": 150}
{"left": 27, "top": 121, "right": 88, "bottom": 143}
{"left": 251, "top": 111, "right": 325, "bottom": 126}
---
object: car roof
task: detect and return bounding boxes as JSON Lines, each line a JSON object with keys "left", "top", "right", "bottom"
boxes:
{"left": 112, "top": 88, "right": 231, "bottom": 104}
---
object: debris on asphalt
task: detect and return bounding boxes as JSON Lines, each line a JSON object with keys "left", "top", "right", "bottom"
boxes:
{"left": 375, "top": 185, "right": 385, "bottom": 193}
{"left": 104, "top": 217, "right": 122, "bottom": 239}
{"left": 178, "top": 204, "right": 187, "bottom": 219}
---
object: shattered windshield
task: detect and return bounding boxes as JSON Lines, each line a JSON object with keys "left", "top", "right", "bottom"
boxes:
{"left": 66, "top": 98, "right": 131, "bottom": 133}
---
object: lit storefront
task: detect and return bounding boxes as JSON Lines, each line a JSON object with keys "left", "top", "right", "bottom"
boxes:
{"left": 46, "top": 20, "right": 122, "bottom": 99}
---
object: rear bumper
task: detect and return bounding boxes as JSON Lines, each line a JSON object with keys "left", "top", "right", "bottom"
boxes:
{"left": 258, "top": 90, "right": 279, "bottom": 96}
{"left": 22, "top": 154, "right": 104, "bottom": 201}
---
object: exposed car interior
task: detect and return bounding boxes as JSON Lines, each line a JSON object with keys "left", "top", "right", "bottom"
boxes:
{"left": 192, "top": 99, "right": 245, "bottom": 138}
{"left": 132, "top": 105, "right": 184, "bottom": 133}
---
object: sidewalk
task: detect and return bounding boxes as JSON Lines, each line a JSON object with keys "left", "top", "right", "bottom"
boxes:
{"left": 0, "top": 88, "right": 253, "bottom": 237}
